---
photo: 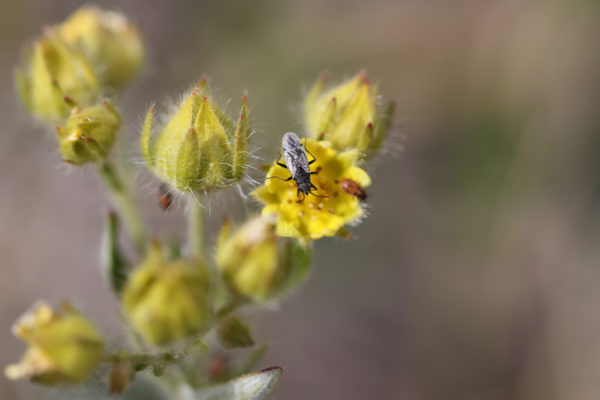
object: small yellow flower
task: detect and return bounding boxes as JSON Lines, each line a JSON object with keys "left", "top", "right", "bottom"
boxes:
{"left": 5, "top": 301, "right": 104, "bottom": 384}
{"left": 252, "top": 139, "right": 370, "bottom": 240}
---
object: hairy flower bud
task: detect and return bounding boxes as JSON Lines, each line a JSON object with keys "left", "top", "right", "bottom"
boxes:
{"left": 57, "top": 100, "right": 120, "bottom": 164}
{"left": 122, "top": 242, "right": 212, "bottom": 346}
{"left": 15, "top": 30, "right": 100, "bottom": 124}
{"left": 58, "top": 5, "right": 144, "bottom": 89}
{"left": 4, "top": 301, "right": 104, "bottom": 384}
{"left": 304, "top": 72, "right": 394, "bottom": 159}
{"left": 216, "top": 215, "right": 291, "bottom": 302}
{"left": 141, "top": 79, "right": 250, "bottom": 192}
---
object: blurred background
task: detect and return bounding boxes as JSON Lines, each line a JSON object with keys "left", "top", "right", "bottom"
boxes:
{"left": 2, "top": 0, "right": 600, "bottom": 399}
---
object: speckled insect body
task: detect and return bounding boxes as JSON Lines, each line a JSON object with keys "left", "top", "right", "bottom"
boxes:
{"left": 338, "top": 178, "right": 367, "bottom": 200}
{"left": 269, "top": 132, "right": 324, "bottom": 199}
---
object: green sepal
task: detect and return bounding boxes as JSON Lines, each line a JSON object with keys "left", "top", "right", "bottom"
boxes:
{"left": 194, "top": 97, "right": 232, "bottom": 182}
{"left": 303, "top": 73, "right": 327, "bottom": 134}
{"left": 140, "top": 106, "right": 155, "bottom": 167}
{"left": 154, "top": 89, "right": 200, "bottom": 186}
{"left": 276, "top": 240, "right": 312, "bottom": 296}
{"left": 175, "top": 128, "right": 204, "bottom": 192}
{"left": 232, "top": 95, "right": 250, "bottom": 180}
{"left": 14, "top": 68, "right": 31, "bottom": 112}
{"left": 217, "top": 316, "right": 255, "bottom": 349}
{"left": 368, "top": 100, "right": 396, "bottom": 158}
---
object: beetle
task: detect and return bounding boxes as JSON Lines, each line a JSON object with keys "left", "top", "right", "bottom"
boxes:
{"left": 338, "top": 178, "right": 367, "bottom": 201}
{"left": 268, "top": 132, "right": 326, "bottom": 200}
{"left": 158, "top": 183, "right": 173, "bottom": 211}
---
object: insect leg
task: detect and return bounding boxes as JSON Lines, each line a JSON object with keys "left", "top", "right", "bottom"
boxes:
{"left": 309, "top": 166, "right": 322, "bottom": 175}
{"left": 267, "top": 175, "right": 293, "bottom": 182}
{"left": 302, "top": 138, "right": 317, "bottom": 165}
{"left": 276, "top": 161, "right": 288, "bottom": 169}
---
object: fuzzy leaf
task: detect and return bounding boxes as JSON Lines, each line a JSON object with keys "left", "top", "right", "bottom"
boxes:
{"left": 184, "top": 367, "right": 282, "bottom": 400}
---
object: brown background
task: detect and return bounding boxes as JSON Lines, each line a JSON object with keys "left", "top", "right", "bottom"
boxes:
{"left": 2, "top": 0, "right": 600, "bottom": 399}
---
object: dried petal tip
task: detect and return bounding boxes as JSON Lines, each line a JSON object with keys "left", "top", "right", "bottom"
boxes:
{"left": 304, "top": 72, "right": 394, "bottom": 160}
{"left": 4, "top": 301, "right": 104, "bottom": 384}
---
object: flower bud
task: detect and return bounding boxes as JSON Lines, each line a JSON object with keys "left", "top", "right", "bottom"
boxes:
{"left": 121, "top": 242, "right": 212, "bottom": 346}
{"left": 141, "top": 79, "right": 250, "bottom": 192}
{"left": 4, "top": 301, "right": 104, "bottom": 384}
{"left": 58, "top": 5, "right": 144, "bottom": 89}
{"left": 57, "top": 100, "right": 120, "bottom": 164}
{"left": 15, "top": 30, "right": 100, "bottom": 124}
{"left": 216, "top": 215, "right": 290, "bottom": 302}
{"left": 304, "top": 72, "right": 394, "bottom": 159}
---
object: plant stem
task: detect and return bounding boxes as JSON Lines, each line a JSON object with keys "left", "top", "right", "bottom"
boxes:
{"left": 98, "top": 161, "right": 146, "bottom": 254}
{"left": 188, "top": 194, "right": 205, "bottom": 259}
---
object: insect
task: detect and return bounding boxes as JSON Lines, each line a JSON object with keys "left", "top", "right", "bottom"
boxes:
{"left": 338, "top": 178, "right": 367, "bottom": 200}
{"left": 158, "top": 183, "right": 173, "bottom": 211}
{"left": 268, "top": 132, "right": 326, "bottom": 200}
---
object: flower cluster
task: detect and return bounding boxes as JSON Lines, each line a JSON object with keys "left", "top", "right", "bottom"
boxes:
{"left": 15, "top": 5, "right": 143, "bottom": 163}
{"left": 252, "top": 72, "right": 392, "bottom": 241}
{"left": 8, "top": 4, "right": 394, "bottom": 399}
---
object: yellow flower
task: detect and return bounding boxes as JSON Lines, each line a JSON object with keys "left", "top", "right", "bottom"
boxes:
{"left": 252, "top": 139, "right": 370, "bottom": 240}
{"left": 4, "top": 301, "right": 104, "bottom": 384}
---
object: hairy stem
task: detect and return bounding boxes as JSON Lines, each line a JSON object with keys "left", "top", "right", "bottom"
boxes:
{"left": 98, "top": 161, "right": 146, "bottom": 254}
{"left": 188, "top": 194, "right": 205, "bottom": 259}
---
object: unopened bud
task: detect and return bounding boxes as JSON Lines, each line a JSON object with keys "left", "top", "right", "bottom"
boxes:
{"left": 57, "top": 100, "right": 120, "bottom": 164}
{"left": 15, "top": 30, "right": 100, "bottom": 124}
{"left": 58, "top": 5, "right": 144, "bottom": 89}
{"left": 304, "top": 72, "right": 394, "bottom": 159}
{"left": 141, "top": 79, "right": 250, "bottom": 192}
{"left": 121, "top": 242, "right": 212, "bottom": 346}
{"left": 216, "top": 215, "right": 291, "bottom": 302}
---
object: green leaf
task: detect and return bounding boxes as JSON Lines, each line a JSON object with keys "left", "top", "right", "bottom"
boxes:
{"left": 278, "top": 241, "right": 312, "bottom": 296}
{"left": 188, "top": 367, "right": 282, "bottom": 400}
{"left": 100, "top": 211, "right": 129, "bottom": 294}
{"left": 217, "top": 316, "right": 255, "bottom": 349}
